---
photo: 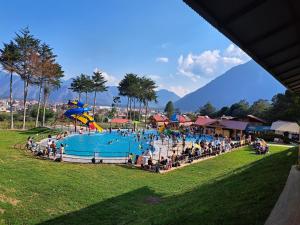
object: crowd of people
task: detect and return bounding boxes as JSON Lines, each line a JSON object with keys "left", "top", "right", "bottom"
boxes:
{"left": 25, "top": 132, "right": 69, "bottom": 161}
{"left": 126, "top": 128, "right": 252, "bottom": 172}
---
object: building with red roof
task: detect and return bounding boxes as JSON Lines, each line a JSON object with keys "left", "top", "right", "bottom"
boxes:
{"left": 149, "top": 114, "right": 169, "bottom": 127}
{"left": 193, "top": 116, "right": 249, "bottom": 139}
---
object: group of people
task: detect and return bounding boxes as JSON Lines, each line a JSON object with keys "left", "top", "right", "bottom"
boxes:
{"left": 46, "top": 135, "right": 65, "bottom": 161}
{"left": 252, "top": 138, "right": 269, "bottom": 154}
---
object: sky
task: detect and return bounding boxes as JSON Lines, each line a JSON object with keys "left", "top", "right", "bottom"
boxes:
{"left": 0, "top": 0, "right": 251, "bottom": 97}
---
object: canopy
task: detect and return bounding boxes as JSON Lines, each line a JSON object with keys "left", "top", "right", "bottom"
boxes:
{"left": 110, "top": 118, "right": 129, "bottom": 124}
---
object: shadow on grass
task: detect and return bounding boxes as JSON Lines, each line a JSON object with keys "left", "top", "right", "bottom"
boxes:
{"left": 36, "top": 148, "right": 297, "bottom": 225}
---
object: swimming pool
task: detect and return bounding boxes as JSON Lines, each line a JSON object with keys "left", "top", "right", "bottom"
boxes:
{"left": 56, "top": 130, "right": 158, "bottom": 157}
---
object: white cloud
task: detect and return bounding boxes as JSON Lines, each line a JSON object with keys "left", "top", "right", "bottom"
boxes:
{"left": 148, "top": 74, "right": 161, "bottom": 81}
{"left": 156, "top": 57, "right": 169, "bottom": 63}
{"left": 94, "top": 68, "right": 119, "bottom": 86}
{"left": 177, "top": 44, "right": 250, "bottom": 81}
{"left": 169, "top": 86, "right": 190, "bottom": 97}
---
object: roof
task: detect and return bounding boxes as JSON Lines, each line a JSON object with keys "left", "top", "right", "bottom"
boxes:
{"left": 247, "top": 114, "right": 267, "bottom": 124}
{"left": 151, "top": 114, "right": 169, "bottom": 122}
{"left": 110, "top": 118, "right": 129, "bottom": 124}
{"left": 183, "top": 0, "right": 300, "bottom": 93}
{"left": 219, "top": 120, "right": 249, "bottom": 131}
{"left": 271, "top": 120, "right": 299, "bottom": 134}
{"left": 194, "top": 116, "right": 216, "bottom": 126}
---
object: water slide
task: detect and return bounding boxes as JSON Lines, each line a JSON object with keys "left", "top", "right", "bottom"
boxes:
{"left": 64, "top": 100, "right": 103, "bottom": 132}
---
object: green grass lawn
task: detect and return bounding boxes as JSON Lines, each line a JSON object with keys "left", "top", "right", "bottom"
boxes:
{"left": 0, "top": 129, "right": 297, "bottom": 225}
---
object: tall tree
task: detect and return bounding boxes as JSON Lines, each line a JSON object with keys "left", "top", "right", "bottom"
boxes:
{"left": 164, "top": 101, "right": 174, "bottom": 118}
{"left": 228, "top": 100, "right": 249, "bottom": 118}
{"left": 91, "top": 70, "right": 107, "bottom": 116}
{"left": 118, "top": 73, "right": 139, "bottom": 119}
{"left": 13, "top": 27, "right": 40, "bottom": 129}
{"left": 140, "top": 76, "right": 157, "bottom": 124}
{"left": 69, "top": 76, "right": 84, "bottom": 101}
{"left": 80, "top": 74, "right": 93, "bottom": 104}
{"left": 33, "top": 43, "right": 56, "bottom": 127}
{"left": 42, "top": 63, "right": 64, "bottom": 126}
{"left": 199, "top": 102, "right": 216, "bottom": 116}
{"left": 0, "top": 41, "right": 20, "bottom": 129}
{"left": 248, "top": 99, "right": 271, "bottom": 119}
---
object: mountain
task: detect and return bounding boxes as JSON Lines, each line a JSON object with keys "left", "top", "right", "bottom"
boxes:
{"left": 175, "top": 60, "right": 286, "bottom": 112}
{"left": 0, "top": 72, "right": 179, "bottom": 108}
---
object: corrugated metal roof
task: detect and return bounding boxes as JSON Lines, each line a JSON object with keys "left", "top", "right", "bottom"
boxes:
{"left": 183, "top": 0, "right": 300, "bottom": 93}
{"left": 271, "top": 120, "right": 299, "bottom": 133}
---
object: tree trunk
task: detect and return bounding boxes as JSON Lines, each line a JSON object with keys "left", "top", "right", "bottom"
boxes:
{"left": 129, "top": 97, "right": 132, "bottom": 120}
{"left": 85, "top": 92, "right": 88, "bottom": 104}
{"left": 78, "top": 93, "right": 81, "bottom": 102}
{"left": 126, "top": 97, "right": 129, "bottom": 119}
{"left": 9, "top": 72, "right": 14, "bottom": 129}
{"left": 144, "top": 101, "right": 148, "bottom": 125}
{"left": 22, "top": 79, "right": 29, "bottom": 130}
{"left": 35, "top": 81, "right": 43, "bottom": 127}
{"left": 93, "top": 90, "right": 97, "bottom": 117}
{"left": 138, "top": 101, "right": 142, "bottom": 121}
{"left": 133, "top": 98, "right": 136, "bottom": 121}
{"left": 42, "top": 91, "right": 48, "bottom": 127}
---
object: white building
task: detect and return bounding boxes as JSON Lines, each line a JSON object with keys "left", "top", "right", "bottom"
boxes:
{"left": 271, "top": 120, "right": 299, "bottom": 140}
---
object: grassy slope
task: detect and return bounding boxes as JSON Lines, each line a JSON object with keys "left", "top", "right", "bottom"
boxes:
{"left": 0, "top": 130, "right": 297, "bottom": 225}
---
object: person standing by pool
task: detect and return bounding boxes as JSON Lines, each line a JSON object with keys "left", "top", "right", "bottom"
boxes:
{"left": 47, "top": 139, "right": 52, "bottom": 158}
{"left": 50, "top": 141, "right": 57, "bottom": 159}
{"left": 59, "top": 143, "right": 64, "bottom": 162}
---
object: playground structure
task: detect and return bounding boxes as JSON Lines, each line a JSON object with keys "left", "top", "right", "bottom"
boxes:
{"left": 64, "top": 100, "right": 103, "bottom": 132}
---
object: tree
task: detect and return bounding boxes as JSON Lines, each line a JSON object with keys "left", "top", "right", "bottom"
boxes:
{"left": 140, "top": 76, "right": 157, "bottom": 124}
{"left": 69, "top": 76, "right": 84, "bottom": 101}
{"left": 42, "top": 63, "right": 64, "bottom": 126}
{"left": 33, "top": 43, "right": 56, "bottom": 127}
{"left": 164, "top": 101, "right": 174, "bottom": 118}
{"left": 228, "top": 100, "right": 249, "bottom": 118}
{"left": 266, "top": 90, "right": 300, "bottom": 122}
{"left": 113, "top": 96, "right": 121, "bottom": 118}
{"left": 118, "top": 73, "right": 139, "bottom": 119}
{"left": 80, "top": 74, "right": 93, "bottom": 104}
{"left": 199, "top": 102, "right": 216, "bottom": 116}
{"left": 213, "top": 106, "right": 229, "bottom": 118}
{"left": 0, "top": 41, "right": 20, "bottom": 129}
{"left": 248, "top": 99, "right": 271, "bottom": 119}
{"left": 13, "top": 27, "right": 40, "bottom": 129}
{"left": 91, "top": 70, "right": 107, "bottom": 116}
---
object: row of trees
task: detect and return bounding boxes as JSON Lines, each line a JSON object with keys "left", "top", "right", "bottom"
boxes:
{"left": 69, "top": 71, "right": 107, "bottom": 116}
{"left": 69, "top": 72, "right": 157, "bottom": 122}
{"left": 198, "top": 90, "right": 300, "bottom": 122}
{"left": 0, "top": 27, "right": 63, "bottom": 129}
{"left": 118, "top": 73, "right": 157, "bottom": 122}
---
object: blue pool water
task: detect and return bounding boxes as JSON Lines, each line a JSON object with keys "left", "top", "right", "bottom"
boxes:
{"left": 56, "top": 130, "right": 215, "bottom": 158}
{"left": 57, "top": 130, "right": 158, "bottom": 157}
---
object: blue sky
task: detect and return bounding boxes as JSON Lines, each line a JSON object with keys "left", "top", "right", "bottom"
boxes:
{"left": 0, "top": 0, "right": 250, "bottom": 97}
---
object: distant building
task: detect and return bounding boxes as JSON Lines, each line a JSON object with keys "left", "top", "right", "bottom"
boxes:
{"left": 193, "top": 116, "right": 248, "bottom": 139}
{"left": 149, "top": 114, "right": 169, "bottom": 127}
{"left": 271, "top": 120, "right": 299, "bottom": 140}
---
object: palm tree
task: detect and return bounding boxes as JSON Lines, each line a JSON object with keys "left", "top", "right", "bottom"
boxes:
{"left": 91, "top": 70, "right": 107, "bottom": 116}
{"left": 13, "top": 27, "right": 40, "bottom": 129}
{"left": 0, "top": 41, "right": 20, "bottom": 129}
{"left": 140, "top": 76, "right": 157, "bottom": 124}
